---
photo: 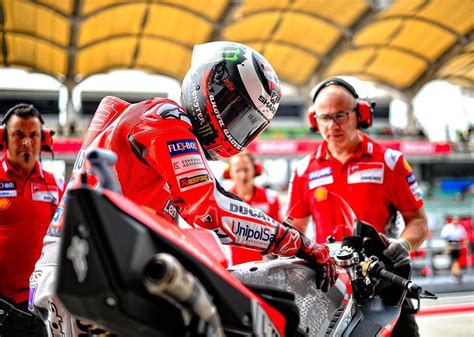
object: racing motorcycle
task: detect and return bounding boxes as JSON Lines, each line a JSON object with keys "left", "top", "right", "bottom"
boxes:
{"left": 56, "top": 149, "right": 437, "bottom": 337}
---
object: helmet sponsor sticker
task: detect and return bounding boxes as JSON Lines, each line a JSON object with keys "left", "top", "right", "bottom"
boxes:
{"left": 223, "top": 217, "right": 275, "bottom": 249}
{"left": 0, "top": 181, "right": 16, "bottom": 197}
{"left": 168, "top": 139, "right": 199, "bottom": 157}
{"left": 348, "top": 162, "right": 384, "bottom": 184}
{"left": 172, "top": 154, "right": 205, "bottom": 175}
{"left": 177, "top": 169, "right": 211, "bottom": 191}
{"left": 308, "top": 167, "right": 333, "bottom": 189}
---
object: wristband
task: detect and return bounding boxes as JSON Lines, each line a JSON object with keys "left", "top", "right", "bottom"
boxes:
{"left": 400, "top": 238, "right": 413, "bottom": 253}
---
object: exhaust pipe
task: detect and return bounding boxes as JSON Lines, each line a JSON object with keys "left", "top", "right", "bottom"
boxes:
{"left": 143, "top": 253, "right": 224, "bottom": 337}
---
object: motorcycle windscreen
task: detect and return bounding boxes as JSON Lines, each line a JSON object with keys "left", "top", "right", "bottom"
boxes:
{"left": 310, "top": 190, "right": 358, "bottom": 242}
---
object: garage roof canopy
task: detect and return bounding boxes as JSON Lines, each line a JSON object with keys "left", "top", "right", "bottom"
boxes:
{"left": 1, "top": 0, "right": 473, "bottom": 96}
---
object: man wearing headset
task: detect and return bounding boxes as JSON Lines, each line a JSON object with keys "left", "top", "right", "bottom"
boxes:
{"left": 285, "top": 77, "right": 428, "bottom": 337}
{"left": 31, "top": 42, "right": 337, "bottom": 336}
{"left": 0, "top": 104, "right": 64, "bottom": 337}
{"left": 224, "top": 151, "right": 282, "bottom": 264}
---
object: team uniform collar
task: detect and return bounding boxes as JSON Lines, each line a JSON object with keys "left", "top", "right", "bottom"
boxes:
{"left": 1, "top": 156, "right": 43, "bottom": 178}
{"left": 316, "top": 131, "right": 375, "bottom": 161}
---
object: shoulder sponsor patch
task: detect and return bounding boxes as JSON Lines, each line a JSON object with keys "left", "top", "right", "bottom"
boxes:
{"left": 223, "top": 217, "right": 275, "bottom": 249}
{"left": 409, "top": 181, "right": 423, "bottom": 201}
{"left": 31, "top": 182, "right": 59, "bottom": 203}
{"left": 348, "top": 162, "right": 384, "bottom": 184}
{"left": 0, "top": 181, "right": 16, "bottom": 197}
{"left": 171, "top": 154, "right": 205, "bottom": 175}
{"left": 308, "top": 167, "right": 333, "bottom": 189}
{"left": 167, "top": 139, "right": 199, "bottom": 157}
{"left": 177, "top": 169, "right": 211, "bottom": 191}
{"left": 406, "top": 173, "right": 416, "bottom": 185}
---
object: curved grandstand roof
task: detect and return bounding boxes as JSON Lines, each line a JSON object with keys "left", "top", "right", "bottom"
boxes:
{"left": 1, "top": 0, "right": 473, "bottom": 96}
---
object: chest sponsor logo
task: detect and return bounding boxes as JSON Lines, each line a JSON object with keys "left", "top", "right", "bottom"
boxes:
{"left": 0, "top": 198, "right": 11, "bottom": 210}
{"left": 224, "top": 217, "right": 275, "bottom": 249}
{"left": 171, "top": 154, "right": 205, "bottom": 175}
{"left": 0, "top": 181, "right": 17, "bottom": 197}
{"left": 162, "top": 198, "right": 178, "bottom": 222}
{"left": 348, "top": 162, "right": 384, "bottom": 184}
{"left": 31, "top": 182, "right": 59, "bottom": 203}
{"left": 229, "top": 203, "right": 278, "bottom": 225}
{"left": 308, "top": 167, "right": 333, "bottom": 189}
{"left": 177, "top": 169, "right": 211, "bottom": 191}
{"left": 167, "top": 139, "right": 199, "bottom": 156}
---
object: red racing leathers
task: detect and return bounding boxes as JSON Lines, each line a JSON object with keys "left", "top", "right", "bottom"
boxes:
{"left": 31, "top": 96, "right": 336, "bottom": 336}
{"left": 287, "top": 132, "right": 424, "bottom": 243}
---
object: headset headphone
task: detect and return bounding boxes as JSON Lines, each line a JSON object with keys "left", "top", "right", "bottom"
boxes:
{"left": 0, "top": 103, "right": 55, "bottom": 152}
{"left": 223, "top": 153, "right": 263, "bottom": 179}
{"left": 308, "top": 77, "right": 374, "bottom": 132}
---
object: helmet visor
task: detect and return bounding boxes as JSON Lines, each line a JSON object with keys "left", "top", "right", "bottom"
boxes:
{"left": 212, "top": 80, "right": 268, "bottom": 147}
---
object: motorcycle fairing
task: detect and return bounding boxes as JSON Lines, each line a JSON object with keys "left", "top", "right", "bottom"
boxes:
{"left": 57, "top": 186, "right": 286, "bottom": 336}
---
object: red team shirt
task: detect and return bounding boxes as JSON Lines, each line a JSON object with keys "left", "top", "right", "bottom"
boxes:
{"left": 229, "top": 185, "right": 281, "bottom": 264}
{"left": 287, "top": 132, "right": 423, "bottom": 243}
{"left": 0, "top": 157, "right": 64, "bottom": 303}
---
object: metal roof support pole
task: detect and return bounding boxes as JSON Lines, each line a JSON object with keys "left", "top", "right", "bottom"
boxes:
{"left": 61, "top": 78, "right": 76, "bottom": 136}
{"left": 404, "top": 99, "right": 418, "bottom": 137}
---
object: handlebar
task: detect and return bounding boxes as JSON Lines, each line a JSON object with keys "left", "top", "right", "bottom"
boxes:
{"left": 367, "top": 260, "right": 422, "bottom": 296}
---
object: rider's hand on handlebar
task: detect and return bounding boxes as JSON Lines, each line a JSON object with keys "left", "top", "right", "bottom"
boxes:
{"left": 383, "top": 238, "right": 411, "bottom": 268}
{"left": 296, "top": 236, "right": 338, "bottom": 292}
{"left": 268, "top": 225, "right": 338, "bottom": 292}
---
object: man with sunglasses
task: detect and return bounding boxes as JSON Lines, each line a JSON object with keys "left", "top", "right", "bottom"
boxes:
{"left": 285, "top": 77, "right": 428, "bottom": 337}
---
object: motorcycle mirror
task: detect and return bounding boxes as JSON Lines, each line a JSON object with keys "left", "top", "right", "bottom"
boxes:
{"left": 419, "top": 289, "right": 438, "bottom": 300}
{"left": 86, "top": 149, "right": 120, "bottom": 193}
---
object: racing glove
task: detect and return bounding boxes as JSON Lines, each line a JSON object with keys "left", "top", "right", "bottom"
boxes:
{"left": 267, "top": 225, "right": 338, "bottom": 292}
{"left": 383, "top": 238, "right": 411, "bottom": 268}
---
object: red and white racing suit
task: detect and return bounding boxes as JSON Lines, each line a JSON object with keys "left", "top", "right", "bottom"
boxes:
{"left": 31, "top": 96, "right": 332, "bottom": 336}
{"left": 229, "top": 185, "right": 281, "bottom": 264}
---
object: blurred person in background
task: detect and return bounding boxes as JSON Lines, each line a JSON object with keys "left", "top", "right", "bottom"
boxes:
{"left": 285, "top": 77, "right": 429, "bottom": 337}
{"left": 0, "top": 104, "right": 64, "bottom": 337}
{"left": 224, "top": 151, "right": 281, "bottom": 264}
{"left": 30, "top": 42, "right": 337, "bottom": 336}
{"left": 441, "top": 215, "right": 468, "bottom": 282}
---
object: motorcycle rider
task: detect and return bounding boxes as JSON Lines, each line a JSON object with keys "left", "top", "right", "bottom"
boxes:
{"left": 30, "top": 41, "right": 338, "bottom": 336}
